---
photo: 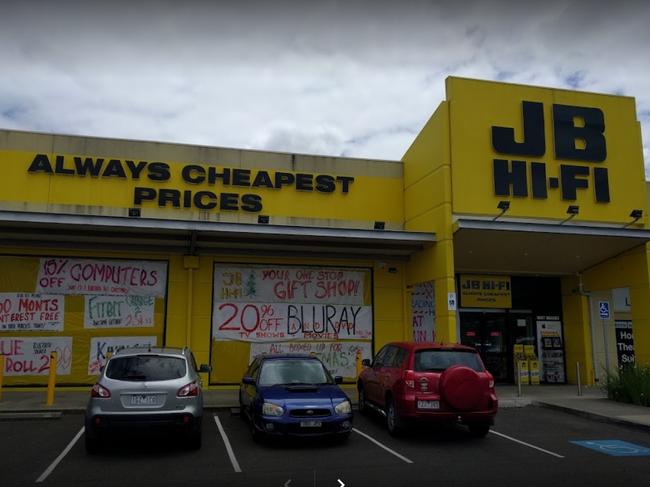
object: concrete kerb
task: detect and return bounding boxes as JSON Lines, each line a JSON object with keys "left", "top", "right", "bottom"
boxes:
{"left": 531, "top": 400, "right": 650, "bottom": 433}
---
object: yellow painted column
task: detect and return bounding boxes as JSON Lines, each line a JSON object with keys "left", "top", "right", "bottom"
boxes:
{"left": 183, "top": 255, "right": 200, "bottom": 348}
{"left": 561, "top": 276, "right": 594, "bottom": 385}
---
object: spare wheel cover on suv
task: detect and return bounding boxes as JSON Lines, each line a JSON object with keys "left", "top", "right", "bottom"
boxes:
{"left": 439, "top": 365, "right": 482, "bottom": 411}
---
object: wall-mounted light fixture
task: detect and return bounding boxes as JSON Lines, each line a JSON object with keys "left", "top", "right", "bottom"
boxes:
{"left": 492, "top": 200, "right": 510, "bottom": 221}
{"left": 257, "top": 215, "right": 270, "bottom": 224}
{"left": 128, "top": 207, "right": 141, "bottom": 218}
{"left": 560, "top": 205, "right": 579, "bottom": 224}
{"left": 374, "top": 221, "right": 385, "bottom": 230}
{"left": 624, "top": 209, "right": 643, "bottom": 228}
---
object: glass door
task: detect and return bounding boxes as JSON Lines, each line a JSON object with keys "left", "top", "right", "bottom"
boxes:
{"left": 460, "top": 311, "right": 509, "bottom": 382}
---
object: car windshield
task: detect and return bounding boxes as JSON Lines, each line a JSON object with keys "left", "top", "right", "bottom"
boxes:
{"left": 106, "top": 355, "right": 186, "bottom": 381}
{"left": 258, "top": 359, "right": 331, "bottom": 386}
{"left": 414, "top": 350, "right": 485, "bottom": 372}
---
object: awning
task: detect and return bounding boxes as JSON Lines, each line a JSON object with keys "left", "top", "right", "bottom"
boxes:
{"left": 0, "top": 211, "right": 436, "bottom": 260}
{"left": 454, "top": 218, "right": 650, "bottom": 275}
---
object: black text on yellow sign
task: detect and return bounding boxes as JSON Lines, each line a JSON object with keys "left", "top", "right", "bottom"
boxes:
{"left": 491, "top": 102, "right": 609, "bottom": 203}
{"left": 27, "top": 154, "right": 355, "bottom": 213}
{"left": 460, "top": 275, "right": 512, "bottom": 309}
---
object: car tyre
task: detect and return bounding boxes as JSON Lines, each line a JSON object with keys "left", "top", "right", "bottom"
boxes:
{"left": 468, "top": 423, "right": 491, "bottom": 438}
{"left": 358, "top": 387, "right": 368, "bottom": 415}
{"left": 249, "top": 415, "right": 264, "bottom": 443}
{"left": 188, "top": 428, "right": 202, "bottom": 450}
{"left": 84, "top": 433, "right": 100, "bottom": 454}
{"left": 385, "top": 398, "right": 404, "bottom": 436}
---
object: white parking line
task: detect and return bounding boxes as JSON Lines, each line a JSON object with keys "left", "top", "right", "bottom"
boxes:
{"left": 214, "top": 415, "right": 242, "bottom": 473}
{"left": 352, "top": 428, "right": 414, "bottom": 464}
{"left": 490, "top": 430, "right": 565, "bottom": 458}
{"left": 36, "top": 426, "right": 85, "bottom": 483}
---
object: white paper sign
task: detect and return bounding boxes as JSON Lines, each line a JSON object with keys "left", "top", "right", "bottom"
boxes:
{"left": 250, "top": 341, "right": 372, "bottom": 377}
{"left": 0, "top": 337, "right": 72, "bottom": 375}
{"left": 214, "top": 266, "right": 366, "bottom": 304}
{"left": 84, "top": 295, "right": 155, "bottom": 329}
{"left": 213, "top": 302, "right": 372, "bottom": 342}
{"left": 36, "top": 258, "right": 167, "bottom": 296}
{"left": 411, "top": 282, "right": 435, "bottom": 342}
{"left": 0, "top": 293, "right": 64, "bottom": 332}
{"left": 88, "top": 336, "right": 158, "bottom": 375}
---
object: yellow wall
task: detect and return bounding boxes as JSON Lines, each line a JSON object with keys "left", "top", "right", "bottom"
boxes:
{"left": 0, "top": 148, "right": 404, "bottom": 228}
{"left": 403, "top": 101, "right": 457, "bottom": 342}
{"left": 446, "top": 77, "right": 648, "bottom": 226}
{"left": 0, "top": 246, "right": 405, "bottom": 388}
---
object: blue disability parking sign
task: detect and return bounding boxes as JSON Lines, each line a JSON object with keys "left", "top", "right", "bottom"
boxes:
{"left": 572, "top": 440, "right": 650, "bottom": 456}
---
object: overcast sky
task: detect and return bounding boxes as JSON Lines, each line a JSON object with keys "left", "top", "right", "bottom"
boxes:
{"left": 1, "top": 0, "right": 649, "bottom": 175}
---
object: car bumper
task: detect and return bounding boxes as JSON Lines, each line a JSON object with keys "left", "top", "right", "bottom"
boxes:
{"left": 253, "top": 414, "right": 353, "bottom": 437}
{"left": 85, "top": 410, "right": 202, "bottom": 437}
{"left": 396, "top": 394, "right": 498, "bottom": 424}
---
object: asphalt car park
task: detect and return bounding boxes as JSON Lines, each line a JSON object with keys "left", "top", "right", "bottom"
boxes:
{"left": 1, "top": 406, "right": 649, "bottom": 487}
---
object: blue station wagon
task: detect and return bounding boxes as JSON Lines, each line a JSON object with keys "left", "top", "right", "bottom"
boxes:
{"left": 239, "top": 354, "right": 353, "bottom": 441}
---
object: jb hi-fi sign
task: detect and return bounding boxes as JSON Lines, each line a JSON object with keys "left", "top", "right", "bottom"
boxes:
{"left": 491, "top": 102, "right": 609, "bottom": 202}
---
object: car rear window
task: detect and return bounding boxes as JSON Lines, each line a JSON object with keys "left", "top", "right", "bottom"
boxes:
{"left": 414, "top": 350, "right": 485, "bottom": 372}
{"left": 258, "top": 359, "right": 331, "bottom": 386}
{"left": 106, "top": 355, "right": 186, "bottom": 381}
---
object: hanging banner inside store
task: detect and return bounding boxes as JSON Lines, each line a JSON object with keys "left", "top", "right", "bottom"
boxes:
{"left": 0, "top": 337, "right": 72, "bottom": 375}
{"left": 411, "top": 282, "right": 435, "bottom": 342}
{"left": 36, "top": 258, "right": 167, "bottom": 297}
{"left": 536, "top": 318, "right": 565, "bottom": 383}
{"left": 460, "top": 275, "right": 512, "bottom": 308}
{"left": 84, "top": 295, "right": 155, "bottom": 329}
{"left": 615, "top": 321, "right": 635, "bottom": 367}
{"left": 213, "top": 265, "right": 372, "bottom": 342}
{"left": 0, "top": 293, "right": 64, "bottom": 331}
{"left": 250, "top": 341, "right": 371, "bottom": 378}
{"left": 88, "top": 336, "right": 157, "bottom": 375}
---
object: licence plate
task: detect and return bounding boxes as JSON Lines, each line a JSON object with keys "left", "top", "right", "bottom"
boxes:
{"left": 417, "top": 400, "right": 440, "bottom": 410}
{"left": 130, "top": 394, "right": 162, "bottom": 406}
{"left": 300, "top": 420, "right": 322, "bottom": 428}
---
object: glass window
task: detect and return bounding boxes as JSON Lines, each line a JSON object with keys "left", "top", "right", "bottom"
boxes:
{"left": 392, "top": 347, "right": 406, "bottom": 367}
{"left": 373, "top": 346, "right": 389, "bottom": 367}
{"left": 414, "top": 350, "right": 485, "bottom": 372}
{"left": 106, "top": 355, "right": 186, "bottom": 381}
{"left": 258, "top": 359, "right": 331, "bottom": 386}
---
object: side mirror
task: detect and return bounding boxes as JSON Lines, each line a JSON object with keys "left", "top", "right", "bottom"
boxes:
{"left": 361, "top": 359, "right": 371, "bottom": 367}
{"left": 334, "top": 376, "right": 343, "bottom": 384}
{"left": 242, "top": 376, "right": 256, "bottom": 386}
{"left": 199, "top": 364, "right": 211, "bottom": 373}
{"left": 99, "top": 365, "right": 105, "bottom": 373}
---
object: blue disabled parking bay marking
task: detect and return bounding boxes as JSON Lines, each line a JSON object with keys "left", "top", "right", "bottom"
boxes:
{"left": 571, "top": 440, "right": 650, "bottom": 456}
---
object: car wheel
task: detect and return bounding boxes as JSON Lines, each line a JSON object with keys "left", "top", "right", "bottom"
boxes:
{"left": 188, "top": 427, "right": 202, "bottom": 450}
{"left": 84, "top": 433, "right": 100, "bottom": 454}
{"left": 358, "top": 388, "right": 368, "bottom": 415}
{"left": 385, "top": 399, "right": 404, "bottom": 436}
{"left": 468, "top": 423, "right": 491, "bottom": 438}
{"left": 249, "top": 415, "right": 264, "bottom": 443}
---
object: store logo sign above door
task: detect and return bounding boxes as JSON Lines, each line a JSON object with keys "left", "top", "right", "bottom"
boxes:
{"left": 459, "top": 275, "right": 512, "bottom": 309}
{"left": 491, "top": 102, "right": 610, "bottom": 203}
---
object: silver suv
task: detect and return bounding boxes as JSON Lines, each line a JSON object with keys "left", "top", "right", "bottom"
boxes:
{"left": 84, "top": 347, "right": 210, "bottom": 453}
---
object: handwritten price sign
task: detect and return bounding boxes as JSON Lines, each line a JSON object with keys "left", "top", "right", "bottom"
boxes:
{"left": 84, "top": 295, "right": 155, "bottom": 329}
{"left": 0, "top": 337, "right": 72, "bottom": 375}
{"left": 0, "top": 293, "right": 64, "bottom": 332}
{"left": 213, "top": 302, "right": 372, "bottom": 342}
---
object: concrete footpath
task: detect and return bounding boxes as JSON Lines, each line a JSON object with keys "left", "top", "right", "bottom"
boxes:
{"left": 1, "top": 384, "right": 649, "bottom": 431}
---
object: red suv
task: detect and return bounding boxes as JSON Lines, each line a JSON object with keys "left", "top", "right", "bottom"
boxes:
{"left": 357, "top": 342, "right": 497, "bottom": 436}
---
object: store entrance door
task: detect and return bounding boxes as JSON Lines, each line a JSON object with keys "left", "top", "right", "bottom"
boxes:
{"left": 459, "top": 311, "right": 509, "bottom": 382}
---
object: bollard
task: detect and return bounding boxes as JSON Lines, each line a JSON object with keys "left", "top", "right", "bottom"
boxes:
{"left": 576, "top": 362, "right": 582, "bottom": 396}
{"left": 355, "top": 350, "right": 363, "bottom": 379}
{"left": 516, "top": 360, "right": 522, "bottom": 398}
{"left": 0, "top": 354, "right": 5, "bottom": 402}
{"left": 46, "top": 351, "right": 57, "bottom": 406}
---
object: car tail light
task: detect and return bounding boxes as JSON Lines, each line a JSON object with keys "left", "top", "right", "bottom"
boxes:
{"left": 91, "top": 383, "right": 111, "bottom": 398}
{"left": 419, "top": 377, "right": 429, "bottom": 392}
{"left": 403, "top": 369, "right": 415, "bottom": 390}
{"left": 177, "top": 381, "right": 199, "bottom": 397}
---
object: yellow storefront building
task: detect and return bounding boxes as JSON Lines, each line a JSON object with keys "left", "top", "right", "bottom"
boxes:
{"left": 1, "top": 77, "right": 648, "bottom": 390}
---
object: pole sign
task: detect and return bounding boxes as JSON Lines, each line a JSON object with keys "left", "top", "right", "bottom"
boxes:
{"left": 598, "top": 301, "right": 610, "bottom": 319}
